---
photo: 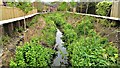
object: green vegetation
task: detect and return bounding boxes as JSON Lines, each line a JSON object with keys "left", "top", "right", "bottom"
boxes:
{"left": 69, "top": 16, "right": 118, "bottom": 66}
{"left": 10, "top": 38, "right": 55, "bottom": 67}
{"left": 10, "top": 15, "right": 57, "bottom": 67}
{"left": 99, "top": 19, "right": 116, "bottom": 27}
{"left": 15, "top": 27, "right": 24, "bottom": 33}
{"left": 57, "top": 2, "right": 69, "bottom": 11}
{"left": 75, "top": 16, "right": 95, "bottom": 36}
{"left": 50, "top": 13, "right": 77, "bottom": 46}
{"left": 7, "top": 2, "right": 33, "bottom": 13}
{"left": 68, "top": 35, "right": 118, "bottom": 66}
{"left": 2, "top": 35, "right": 11, "bottom": 45}
{"left": 45, "top": 12, "right": 118, "bottom": 66}
{"left": 39, "top": 16, "right": 57, "bottom": 47}
{"left": 96, "top": 1, "right": 112, "bottom": 16}
{"left": 26, "top": 15, "right": 39, "bottom": 28}
{"left": 9, "top": 12, "right": 118, "bottom": 67}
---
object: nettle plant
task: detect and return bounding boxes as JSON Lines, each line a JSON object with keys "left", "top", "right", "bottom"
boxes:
{"left": 96, "top": 1, "right": 112, "bottom": 16}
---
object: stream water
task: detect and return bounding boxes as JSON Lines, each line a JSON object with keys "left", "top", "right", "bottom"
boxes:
{"left": 52, "top": 29, "right": 68, "bottom": 66}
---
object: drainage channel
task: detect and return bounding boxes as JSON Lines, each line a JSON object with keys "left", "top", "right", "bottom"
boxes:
{"left": 52, "top": 28, "right": 68, "bottom": 67}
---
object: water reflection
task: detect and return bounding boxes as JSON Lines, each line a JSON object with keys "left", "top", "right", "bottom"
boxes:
{"left": 52, "top": 29, "right": 68, "bottom": 66}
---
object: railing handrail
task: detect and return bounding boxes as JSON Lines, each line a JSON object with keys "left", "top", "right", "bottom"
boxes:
{"left": 67, "top": 11, "right": 120, "bottom": 21}
{"left": 0, "top": 13, "right": 39, "bottom": 25}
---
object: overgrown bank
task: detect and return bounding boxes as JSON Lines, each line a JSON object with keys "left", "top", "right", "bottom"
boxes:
{"left": 10, "top": 15, "right": 57, "bottom": 67}
{"left": 9, "top": 12, "right": 118, "bottom": 67}
{"left": 43, "top": 12, "right": 118, "bottom": 66}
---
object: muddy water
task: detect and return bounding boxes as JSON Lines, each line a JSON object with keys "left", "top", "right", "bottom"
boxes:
{"left": 52, "top": 29, "right": 68, "bottom": 66}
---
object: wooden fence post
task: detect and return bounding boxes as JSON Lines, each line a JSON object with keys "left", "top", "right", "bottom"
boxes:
{"left": 111, "top": 0, "right": 120, "bottom": 18}
{"left": 14, "top": 21, "right": 20, "bottom": 29}
{"left": 20, "top": 20, "right": 24, "bottom": 29}
{"left": 0, "top": 25, "right": 3, "bottom": 67}
{"left": 0, "top": 25, "right": 3, "bottom": 45}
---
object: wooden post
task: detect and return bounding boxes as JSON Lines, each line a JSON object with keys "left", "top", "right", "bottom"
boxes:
{"left": 73, "top": 7, "right": 76, "bottom": 13}
{"left": 16, "top": 21, "right": 21, "bottom": 28}
{"left": 13, "top": 21, "right": 21, "bottom": 30}
{"left": 0, "top": 25, "right": 3, "bottom": 67}
{"left": 3, "top": 23, "right": 14, "bottom": 36}
{"left": 20, "top": 20, "right": 24, "bottom": 29}
{"left": 0, "top": 25, "right": 3, "bottom": 45}
{"left": 111, "top": 0, "right": 120, "bottom": 18}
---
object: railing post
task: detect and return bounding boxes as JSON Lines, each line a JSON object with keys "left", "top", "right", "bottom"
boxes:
{"left": 13, "top": 21, "right": 20, "bottom": 29}
{"left": 3, "top": 23, "right": 14, "bottom": 36}
{"left": 20, "top": 20, "right": 24, "bottom": 29}
{"left": 111, "top": 0, "right": 120, "bottom": 18}
{"left": 0, "top": 25, "right": 3, "bottom": 67}
{"left": 0, "top": 25, "right": 3, "bottom": 45}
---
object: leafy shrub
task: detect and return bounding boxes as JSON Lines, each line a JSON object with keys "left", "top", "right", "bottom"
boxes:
{"left": 2, "top": 35, "right": 10, "bottom": 45}
{"left": 7, "top": 2, "right": 33, "bottom": 13}
{"left": 10, "top": 38, "right": 55, "bottom": 67}
{"left": 47, "top": 13, "right": 77, "bottom": 46}
{"left": 75, "top": 16, "right": 94, "bottom": 36}
{"left": 15, "top": 27, "right": 24, "bottom": 33}
{"left": 68, "top": 35, "right": 118, "bottom": 66}
{"left": 96, "top": 1, "right": 112, "bottom": 16}
{"left": 62, "top": 28, "right": 77, "bottom": 46}
{"left": 38, "top": 12, "right": 118, "bottom": 66}
{"left": 51, "top": 12, "right": 118, "bottom": 66}
{"left": 26, "top": 15, "right": 39, "bottom": 27}
{"left": 57, "top": 2, "right": 69, "bottom": 11}
{"left": 99, "top": 19, "right": 116, "bottom": 27}
{"left": 38, "top": 17, "right": 57, "bottom": 47}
